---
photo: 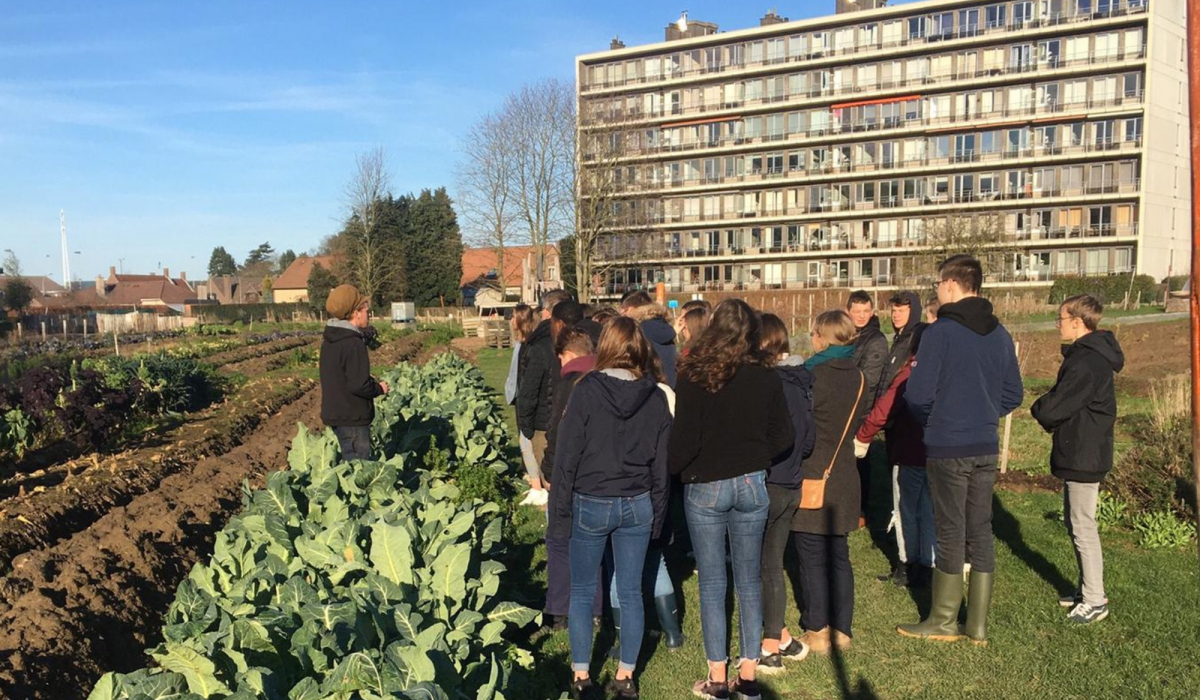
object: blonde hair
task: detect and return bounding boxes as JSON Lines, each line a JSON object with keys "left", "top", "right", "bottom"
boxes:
{"left": 812, "top": 309, "right": 858, "bottom": 347}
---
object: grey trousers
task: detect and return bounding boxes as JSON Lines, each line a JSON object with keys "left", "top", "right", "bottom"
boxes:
{"left": 1064, "top": 481, "right": 1106, "bottom": 606}
{"left": 927, "top": 455, "right": 997, "bottom": 575}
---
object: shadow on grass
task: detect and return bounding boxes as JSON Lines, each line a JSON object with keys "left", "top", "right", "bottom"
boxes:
{"left": 993, "top": 494, "right": 1075, "bottom": 596}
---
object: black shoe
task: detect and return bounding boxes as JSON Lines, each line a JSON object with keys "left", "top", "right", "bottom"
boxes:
{"left": 757, "top": 653, "right": 785, "bottom": 675}
{"left": 877, "top": 562, "right": 909, "bottom": 587}
{"left": 908, "top": 564, "right": 932, "bottom": 589}
{"left": 570, "top": 678, "right": 602, "bottom": 700}
{"left": 778, "top": 637, "right": 811, "bottom": 660}
{"left": 691, "top": 677, "right": 730, "bottom": 700}
{"left": 606, "top": 677, "right": 640, "bottom": 700}
{"left": 728, "top": 676, "right": 762, "bottom": 700}
{"left": 550, "top": 614, "right": 568, "bottom": 631}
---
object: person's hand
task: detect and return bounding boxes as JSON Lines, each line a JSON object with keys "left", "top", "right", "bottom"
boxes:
{"left": 853, "top": 438, "right": 870, "bottom": 459}
{"left": 379, "top": 380, "right": 390, "bottom": 394}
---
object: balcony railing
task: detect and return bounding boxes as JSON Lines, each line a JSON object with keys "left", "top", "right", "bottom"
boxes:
{"left": 582, "top": 0, "right": 1147, "bottom": 93}
{"left": 583, "top": 45, "right": 1146, "bottom": 126}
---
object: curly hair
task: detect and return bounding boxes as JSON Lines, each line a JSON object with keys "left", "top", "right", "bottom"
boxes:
{"left": 677, "top": 298, "right": 766, "bottom": 393}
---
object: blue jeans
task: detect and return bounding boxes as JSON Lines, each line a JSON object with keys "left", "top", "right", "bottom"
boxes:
{"left": 332, "top": 425, "right": 372, "bottom": 461}
{"left": 609, "top": 544, "right": 675, "bottom": 607}
{"left": 684, "top": 471, "right": 769, "bottom": 663}
{"left": 896, "top": 465, "right": 936, "bottom": 567}
{"left": 570, "top": 492, "right": 652, "bottom": 674}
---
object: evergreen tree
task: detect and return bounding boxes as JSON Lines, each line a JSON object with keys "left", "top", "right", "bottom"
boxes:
{"left": 558, "top": 235, "right": 577, "bottom": 297}
{"left": 277, "top": 249, "right": 297, "bottom": 275}
{"left": 402, "top": 188, "right": 463, "bottom": 307}
{"left": 244, "top": 242, "right": 275, "bottom": 267}
{"left": 307, "top": 262, "right": 338, "bottom": 312}
{"left": 207, "top": 246, "right": 237, "bottom": 277}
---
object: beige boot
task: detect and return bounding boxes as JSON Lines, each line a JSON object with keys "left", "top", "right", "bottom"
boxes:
{"left": 799, "top": 626, "right": 832, "bottom": 655}
{"left": 832, "top": 629, "right": 852, "bottom": 651}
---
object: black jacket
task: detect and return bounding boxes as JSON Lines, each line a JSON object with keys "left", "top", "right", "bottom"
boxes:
{"left": 1031, "top": 331, "right": 1124, "bottom": 483}
{"left": 853, "top": 315, "right": 889, "bottom": 405}
{"left": 792, "top": 359, "right": 869, "bottom": 535}
{"left": 319, "top": 322, "right": 383, "bottom": 427}
{"left": 541, "top": 354, "right": 597, "bottom": 485}
{"left": 548, "top": 370, "right": 672, "bottom": 540}
{"left": 517, "top": 319, "right": 556, "bottom": 437}
{"left": 767, "top": 358, "right": 817, "bottom": 489}
{"left": 576, "top": 318, "right": 603, "bottom": 347}
{"left": 669, "top": 364, "right": 794, "bottom": 484}
{"left": 628, "top": 304, "right": 678, "bottom": 386}
{"left": 883, "top": 291, "right": 925, "bottom": 391}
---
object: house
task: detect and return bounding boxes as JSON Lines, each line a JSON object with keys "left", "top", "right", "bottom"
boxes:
{"left": 274, "top": 255, "right": 337, "bottom": 304}
{"left": 196, "top": 276, "right": 267, "bottom": 305}
{"left": 89, "top": 267, "right": 199, "bottom": 312}
{"left": 460, "top": 245, "right": 561, "bottom": 307}
{"left": 0, "top": 275, "right": 68, "bottom": 315}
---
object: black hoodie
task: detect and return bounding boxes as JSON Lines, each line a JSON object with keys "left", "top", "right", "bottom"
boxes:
{"left": 516, "top": 319, "right": 556, "bottom": 437}
{"left": 1031, "top": 330, "right": 1125, "bottom": 482}
{"left": 853, "top": 315, "right": 889, "bottom": 404}
{"left": 319, "top": 322, "right": 383, "bottom": 427}
{"left": 548, "top": 370, "right": 672, "bottom": 540}
{"left": 906, "top": 296, "right": 1024, "bottom": 459}
{"left": 883, "top": 291, "right": 925, "bottom": 391}
{"left": 767, "top": 358, "right": 817, "bottom": 489}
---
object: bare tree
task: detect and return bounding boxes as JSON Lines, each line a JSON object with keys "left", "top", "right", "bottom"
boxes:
{"left": 456, "top": 112, "right": 515, "bottom": 298}
{"left": 503, "top": 79, "right": 576, "bottom": 292}
{"left": 340, "top": 148, "right": 402, "bottom": 304}
{"left": 896, "top": 212, "right": 1018, "bottom": 287}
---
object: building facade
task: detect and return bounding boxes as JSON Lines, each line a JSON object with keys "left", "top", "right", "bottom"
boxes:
{"left": 575, "top": 0, "right": 1189, "bottom": 298}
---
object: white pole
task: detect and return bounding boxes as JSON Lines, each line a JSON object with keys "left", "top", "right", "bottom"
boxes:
{"left": 1000, "top": 341, "right": 1020, "bottom": 474}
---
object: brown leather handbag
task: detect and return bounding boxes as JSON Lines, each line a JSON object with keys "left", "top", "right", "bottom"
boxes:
{"left": 799, "top": 372, "right": 865, "bottom": 510}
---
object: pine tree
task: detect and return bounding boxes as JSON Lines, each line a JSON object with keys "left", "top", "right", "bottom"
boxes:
{"left": 207, "top": 247, "right": 237, "bottom": 277}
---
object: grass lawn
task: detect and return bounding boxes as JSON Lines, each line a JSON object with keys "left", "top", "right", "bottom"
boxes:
{"left": 474, "top": 347, "right": 1200, "bottom": 699}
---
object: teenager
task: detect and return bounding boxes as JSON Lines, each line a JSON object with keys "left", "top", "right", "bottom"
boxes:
{"left": 898, "top": 255, "right": 1023, "bottom": 646}
{"left": 540, "top": 326, "right": 599, "bottom": 630}
{"left": 791, "top": 310, "right": 868, "bottom": 655}
{"left": 621, "top": 290, "right": 678, "bottom": 386}
{"left": 1031, "top": 294, "right": 1123, "bottom": 625}
{"left": 550, "top": 318, "right": 673, "bottom": 700}
{"left": 846, "top": 290, "right": 888, "bottom": 402}
{"left": 506, "top": 304, "right": 536, "bottom": 408}
{"left": 319, "top": 284, "right": 389, "bottom": 460}
{"left": 675, "top": 307, "right": 710, "bottom": 356}
{"left": 758, "top": 313, "right": 816, "bottom": 672}
{"left": 855, "top": 323, "right": 933, "bottom": 589}
{"left": 883, "top": 291, "right": 924, "bottom": 389}
{"left": 670, "top": 299, "right": 793, "bottom": 700}
{"left": 517, "top": 289, "right": 572, "bottom": 506}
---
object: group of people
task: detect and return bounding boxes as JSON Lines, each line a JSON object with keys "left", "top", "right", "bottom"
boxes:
{"left": 499, "top": 254, "right": 1123, "bottom": 700}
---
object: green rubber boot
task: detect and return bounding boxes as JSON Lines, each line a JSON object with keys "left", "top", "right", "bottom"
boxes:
{"left": 897, "top": 569, "right": 966, "bottom": 642}
{"left": 962, "top": 570, "right": 994, "bottom": 646}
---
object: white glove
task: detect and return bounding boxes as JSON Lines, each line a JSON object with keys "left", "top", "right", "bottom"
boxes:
{"left": 853, "top": 439, "right": 870, "bottom": 459}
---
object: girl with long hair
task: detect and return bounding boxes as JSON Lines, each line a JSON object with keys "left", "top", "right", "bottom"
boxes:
{"left": 550, "top": 317, "right": 673, "bottom": 700}
{"left": 670, "top": 299, "right": 794, "bottom": 700}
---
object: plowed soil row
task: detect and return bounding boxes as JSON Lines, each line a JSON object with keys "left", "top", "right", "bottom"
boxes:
{"left": 220, "top": 337, "right": 319, "bottom": 377}
{"left": 0, "top": 333, "right": 426, "bottom": 700}
{"left": 202, "top": 335, "right": 315, "bottom": 369}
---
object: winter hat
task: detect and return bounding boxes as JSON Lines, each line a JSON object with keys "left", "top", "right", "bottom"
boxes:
{"left": 326, "top": 284, "right": 368, "bottom": 320}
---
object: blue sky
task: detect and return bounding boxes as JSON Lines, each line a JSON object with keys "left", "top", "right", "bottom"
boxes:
{"left": 0, "top": 0, "right": 892, "bottom": 282}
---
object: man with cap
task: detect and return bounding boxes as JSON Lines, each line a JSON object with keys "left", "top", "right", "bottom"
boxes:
{"left": 320, "top": 284, "right": 389, "bottom": 461}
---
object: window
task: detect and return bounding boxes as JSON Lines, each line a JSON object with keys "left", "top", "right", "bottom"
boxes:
{"left": 1039, "top": 39, "right": 1061, "bottom": 66}
{"left": 1010, "top": 44, "right": 1033, "bottom": 70}
{"left": 766, "top": 38, "right": 786, "bottom": 63}
{"left": 766, "top": 114, "right": 784, "bottom": 139}
{"left": 931, "top": 12, "right": 954, "bottom": 38}
{"left": 1124, "top": 73, "right": 1142, "bottom": 98}
{"left": 1013, "top": 2, "right": 1033, "bottom": 24}
{"left": 748, "top": 41, "right": 764, "bottom": 64}
{"left": 766, "top": 153, "right": 784, "bottom": 175}
{"left": 985, "top": 4, "right": 1007, "bottom": 28}
{"left": 959, "top": 8, "right": 979, "bottom": 36}
{"left": 1124, "top": 117, "right": 1143, "bottom": 142}
{"left": 745, "top": 116, "right": 763, "bottom": 138}
{"left": 908, "top": 17, "right": 926, "bottom": 39}
{"left": 789, "top": 151, "right": 805, "bottom": 172}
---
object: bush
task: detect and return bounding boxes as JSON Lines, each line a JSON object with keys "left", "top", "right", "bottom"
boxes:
{"left": 419, "top": 321, "right": 464, "bottom": 348}
{"left": 191, "top": 302, "right": 314, "bottom": 324}
{"left": 1108, "top": 377, "right": 1195, "bottom": 522}
{"left": 1164, "top": 275, "right": 1189, "bottom": 292}
{"left": 1132, "top": 510, "right": 1197, "bottom": 549}
{"left": 1048, "top": 274, "right": 1158, "bottom": 306}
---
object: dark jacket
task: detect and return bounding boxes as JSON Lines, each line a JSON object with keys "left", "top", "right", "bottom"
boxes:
{"left": 576, "top": 318, "right": 603, "bottom": 347}
{"left": 628, "top": 304, "right": 678, "bottom": 386}
{"left": 541, "top": 354, "right": 597, "bottom": 485}
{"left": 906, "top": 297, "right": 1024, "bottom": 460}
{"left": 853, "top": 315, "right": 889, "bottom": 405}
{"left": 669, "top": 364, "right": 794, "bottom": 484}
{"left": 792, "top": 359, "right": 869, "bottom": 535}
{"left": 883, "top": 291, "right": 925, "bottom": 390}
{"left": 319, "top": 321, "right": 383, "bottom": 427}
{"left": 767, "top": 357, "right": 817, "bottom": 489}
{"left": 1031, "top": 331, "right": 1124, "bottom": 483}
{"left": 857, "top": 360, "right": 926, "bottom": 468}
{"left": 548, "top": 369, "right": 672, "bottom": 540}
{"left": 517, "top": 319, "right": 556, "bottom": 438}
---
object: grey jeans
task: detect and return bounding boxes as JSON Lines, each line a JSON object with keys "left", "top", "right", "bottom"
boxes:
{"left": 1064, "top": 481, "right": 1106, "bottom": 606}
{"left": 762, "top": 484, "right": 799, "bottom": 641}
{"left": 927, "top": 455, "right": 997, "bottom": 575}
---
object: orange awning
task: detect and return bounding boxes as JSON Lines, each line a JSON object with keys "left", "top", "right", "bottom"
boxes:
{"left": 832, "top": 94, "right": 921, "bottom": 110}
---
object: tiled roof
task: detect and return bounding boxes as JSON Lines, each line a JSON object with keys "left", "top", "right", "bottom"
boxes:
{"left": 275, "top": 255, "right": 337, "bottom": 290}
{"left": 461, "top": 245, "right": 558, "bottom": 287}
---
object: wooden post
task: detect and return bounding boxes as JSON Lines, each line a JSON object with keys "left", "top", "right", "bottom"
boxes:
{"left": 1186, "top": 0, "right": 1200, "bottom": 565}
{"left": 63, "top": 319, "right": 68, "bottom": 336}
{"left": 16, "top": 322, "right": 21, "bottom": 338}
{"left": 113, "top": 330, "right": 120, "bottom": 357}
{"left": 1000, "top": 341, "right": 1020, "bottom": 474}
{"left": 41, "top": 322, "right": 46, "bottom": 341}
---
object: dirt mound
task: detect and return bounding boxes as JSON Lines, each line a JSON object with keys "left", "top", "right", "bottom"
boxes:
{"left": 0, "top": 333, "right": 425, "bottom": 700}
{"left": 1014, "top": 318, "right": 1188, "bottom": 391}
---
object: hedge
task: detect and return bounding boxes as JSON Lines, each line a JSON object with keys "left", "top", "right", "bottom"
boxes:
{"left": 1047, "top": 274, "right": 1159, "bottom": 305}
{"left": 192, "top": 303, "right": 316, "bottom": 324}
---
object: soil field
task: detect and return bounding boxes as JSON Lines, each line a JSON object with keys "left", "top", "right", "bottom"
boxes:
{"left": 0, "top": 333, "right": 425, "bottom": 700}
{"left": 1015, "top": 317, "right": 1188, "bottom": 390}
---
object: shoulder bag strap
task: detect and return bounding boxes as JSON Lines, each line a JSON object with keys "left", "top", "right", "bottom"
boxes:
{"left": 820, "top": 372, "right": 866, "bottom": 481}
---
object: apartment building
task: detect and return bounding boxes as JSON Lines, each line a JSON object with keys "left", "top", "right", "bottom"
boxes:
{"left": 575, "top": 0, "right": 1189, "bottom": 297}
